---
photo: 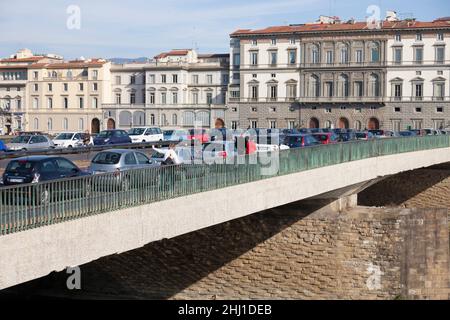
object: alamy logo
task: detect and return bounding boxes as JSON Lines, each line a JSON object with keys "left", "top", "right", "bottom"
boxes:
{"left": 66, "top": 5, "right": 81, "bottom": 30}
{"left": 366, "top": 5, "right": 382, "bottom": 30}
{"left": 66, "top": 267, "right": 81, "bottom": 290}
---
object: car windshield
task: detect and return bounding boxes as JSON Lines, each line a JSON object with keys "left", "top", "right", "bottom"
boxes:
{"left": 356, "top": 133, "right": 367, "bottom": 138}
{"left": 164, "top": 131, "right": 174, "bottom": 136}
{"left": 11, "top": 136, "right": 31, "bottom": 144}
{"left": 97, "top": 131, "right": 113, "bottom": 138}
{"left": 92, "top": 152, "right": 122, "bottom": 165}
{"left": 55, "top": 133, "right": 74, "bottom": 140}
{"left": 128, "top": 128, "right": 146, "bottom": 136}
{"left": 6, "top": 160, "right": 36, "bottom": 174}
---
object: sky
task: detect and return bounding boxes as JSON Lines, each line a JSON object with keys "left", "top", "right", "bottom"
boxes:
{"left": 0, "top": 0, "right": 449, "bottom": 60}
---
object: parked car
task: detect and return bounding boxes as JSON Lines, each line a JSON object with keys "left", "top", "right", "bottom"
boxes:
{"left": 93, "top": 130, "right": 132, "bottom": 146}
{"left": 0, "top": 156, "right": 91, "bottom": 204}
{"left": 337, "top": 131, "right": 357, "bottom": 142}
{"left": 399, "top": 131, "right": 417, "bottom": 137}
{"left": 187, "top": 129, "right": 209, "bottom": 143}
{"left": 355, "top": 131, "right": 375, "bottom": 141}
{"left": 163, "top": 130, "right": 188, "bottom": 142}
{"left": 0, "top": 140, "right": 7, "bottom": 152}
{"left": 423, "top": 128, "right": 441, "bottom": 136}
{"left": 128, "top": 127, "right": 164, "bottom": 143}
{"left": 312, "top": 132, "right": 340, "bottom": 145}
{"left": 7, "top": 134, "right": 55, "bottom": 151}
{"left": 368, "top": 130, "right": 385, "bottom": 137}
{"left": 283, "top": 134, "right": 320, "bottom": 149}
{"left": 53, "top": 132, "right": 87, "bottom": 149}
{"left": 89, "top": 149, "right": 159, "bottom": 175}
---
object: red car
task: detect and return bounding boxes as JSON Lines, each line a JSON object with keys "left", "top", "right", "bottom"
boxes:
{"left": 312, "top": 133, "right": 339, "bottom": 145}
{"left": 187, "top": 129, "right": 209, "bottom": 143}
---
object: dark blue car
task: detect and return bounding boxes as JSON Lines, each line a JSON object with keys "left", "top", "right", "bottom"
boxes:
{"left": 0, "top": 140, "right": 7, "bottom": 152}
{"left": 283, "top": 134, "right": 321, "bottom": 149}
{"left": 93, "top": 130, "right": 132, "bottom": 146}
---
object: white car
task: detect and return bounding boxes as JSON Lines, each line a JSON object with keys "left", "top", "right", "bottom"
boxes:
{"left": 128, "top": 127, "right": 164, "bottom": 143}
{"left": 53, "top": 132, "right": 86, "bottom": 148}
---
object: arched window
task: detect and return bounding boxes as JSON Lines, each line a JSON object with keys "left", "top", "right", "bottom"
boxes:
{"left": 311, "top": 45, "right": 320, "bottom": 64}
{"left": 196, "top": 111, "right": 210, "bottom": 127}
{"left": 183, "top": 111, "right": 195, "bottom": 126}
{"left": 133, "top": 111, "right": 145, "bottom": 126}
{"left": 172, "top": 114, "right": 178, "bottom": 126}
{"left": 33, "top": 118, "right": 39, "bottom": 130}
{"left": 150, "top": 114, "right": 156, "bottom": 126}
{"left": 47, "top": 118, "right": 53, "bottom": 131}
{"left": 63, "top": 118, "right": 69, "bottom": 130}
{"left": 161, "top": 113, "right": 167, "bottom": 126}
{"left": 324, "top": 120, "right": 333, "bottom": 129}
{"left": 355, "top": 120, "right": 362, "bottom": 131}
{"left": 119, "top": 111, "right": 132, "bottom": 127}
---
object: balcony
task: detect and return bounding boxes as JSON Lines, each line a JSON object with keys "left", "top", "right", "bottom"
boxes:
{"left": 388, "top": 96, "right": 450, "bottom": 102}
{"left": 236, "top": 96, "right": 384, "bottom": 104}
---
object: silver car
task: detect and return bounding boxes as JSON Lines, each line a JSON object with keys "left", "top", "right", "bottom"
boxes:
{"left": 7, "top": 135, "right": 55, "bottom": 151}
{"left": 89, "top": 149, "right": 159, "bottom": 174}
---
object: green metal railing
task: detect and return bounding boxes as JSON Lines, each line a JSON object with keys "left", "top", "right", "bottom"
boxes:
{"left": 1, "top": 135, "right": 449, "bottom": 236}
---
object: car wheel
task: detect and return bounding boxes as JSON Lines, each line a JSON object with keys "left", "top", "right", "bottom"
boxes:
{"left": 22, "top": 148, "right": 27, "bottom": 152}
{"left": 68, "top": 145, "right": 73, "bottom": 149}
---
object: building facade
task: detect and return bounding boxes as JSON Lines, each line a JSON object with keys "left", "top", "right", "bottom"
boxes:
{"left": 228, "top": 15, "right": 450, "bottom": 131}
{"left": 25, "top": 59, "right": 111, "bottom": 134}
{"left": 104, "top": 49, "right": 229, "bottom": 130}
{"left": 0, "top": 49, "right": 62, "bottom": 134}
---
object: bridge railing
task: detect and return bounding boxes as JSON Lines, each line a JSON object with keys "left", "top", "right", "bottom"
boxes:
{"left": 1, "top": 135, "right": 449, "bottom": 236}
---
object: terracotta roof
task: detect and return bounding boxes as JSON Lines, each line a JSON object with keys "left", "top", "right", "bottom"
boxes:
{"left": 154, "top": 50, "right": 191, "bottom": 59}
{"left": 0, "top": 56, "right": 46, "bottom": 63}
{"left": 231, "top": 19, "right": 450, "bottom": 36}
{"left": 0, "top": 65, "right": 29, "bottom": 70}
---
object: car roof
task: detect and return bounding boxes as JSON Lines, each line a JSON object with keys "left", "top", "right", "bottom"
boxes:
{"left": 99, "top": 149, "right": 135, "bottom": 154}
{"left": 11, "top": 156, "right": 61, "bottom": 162}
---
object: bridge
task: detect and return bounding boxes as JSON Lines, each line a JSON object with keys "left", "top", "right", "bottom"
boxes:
{"left": 1, "top": 136, "right": 450, "bottom": 291}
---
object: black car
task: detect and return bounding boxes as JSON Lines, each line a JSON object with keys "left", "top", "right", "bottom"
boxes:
{"left": 1, "top": 156, "right": 90, "bottom": 186}
{"left": 1, "top": 156, "right": 91, "bottom": 204}
{"left": 283, "top": 134, "right": 321, "bottom": 149}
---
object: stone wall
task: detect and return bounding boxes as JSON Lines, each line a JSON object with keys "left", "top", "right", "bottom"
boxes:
{"left": 10, "top": 203, "right": 448, "bottom": 300}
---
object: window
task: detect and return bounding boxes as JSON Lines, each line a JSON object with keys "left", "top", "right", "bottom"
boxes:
{"left": 161, "top": 92, "right": 167, "bottom": 104}
{"left": 394, "top": 48, "right": 403, "bottom": 64}
{"left": 33, "top": 83, "right": 38, "bottom": 92}
{"left": 437, "top": 33, "right": 444, "bottom": 41}
{"left": 416, "top": 33, "right": 423, "bottom": 41}
{"left": 192, "top": 92, "right": 199, "bottom": 104}
{"left": 231, "top": 121, "right": 238, "bottom": 130}
{"left": 33, "top": 97, "right": 39, "bottom": 109}
{"left": 149, "top": 92, "right": 155, "bottom": 104}
{"left": 149, "top": 74, "right": 155, "bottom": 84}
{"left": 124, "top": 153, "right": 137, "bottom": 165}
{"left": 47, "top": 118, "right": 53, "bottom": 131}
{"left": 340, "top": 48, "right": 349, "bottom": 64}
{"left": 415, "top": 107, "right": 422, "bottom": 113}
{"left": 415, "top": 48, "right": 424, "bottom": 64}
{"left": 79, "top": 118, "right": 84, "bottom": 130}
{"left": 172, "top": 114, "right": 178, "bottom": 125}
{"left": 287, "top": 84, "right": 297, "bottom": 99}
{"left": 326, "top": 51, "right": 334, "bottom": 64}
{"left": 356, "top": 50, "right": 363, "bottom": 63}
{"left": 92, "top": 70, "right": 98, "bottom": 80}
{"left": 325, "top": 108, "right": 332, "bottom": 113}
{"left": 33, "top": 71, "right": 38, "bottom": 80}
{"left": 251, "top": 107, "right": 258, "bottom": 112}
{"left": 269, "top": 51, "right": 277, "bottom": 65}
{"left": 436, "top": 47, "right": 445, "bottom": 63}
{"left": 207, "top": 74, "right": 213, "bottom": 84}
{"left": 288, "top": 50, "right": 297, "bottom": 64}
{"left": 63, "top": 97, "right": 68, "bottom": 109}
{"left": 250, "top": 85, "right": 258, "bottom": 100}
{"left": 192, "top": 75, "right": 199, "bottom": 84}
{"left": 269, "top": 85, "right": 278, "bottom": 100}
{"left": 290, "top": 39, "right": 296, "bottom": 45}
{"left": 33, "top": 118, "right": 39, "bottom": 130}
{"left": 93, "top": 83, "right": 98, "bottom": 91}
{"left": 434, "top": 83, "right": 445, "bottom": 100}
{"left": 250, "top": 52, "right": 258, "bottom": 65}
{"left": 172, "top": 92, "right": 178, "bottom": 104}
{"left": 130, "top": 75, "right": 136, "bottom": 84}
{"left": 251, "top": 39, "right": 258, "bottom": 46}
{"left": 312, "top": 47, "right": 320, "bottom": 64}
{"left": 437, "top": 107, "right": 444, "bottom": 113}
{"left": 233, "top": 53, "right": 240, "bottom": 66}
{"left": 161, "top": 74, "right": 166, "bottom": 83}
{"left": 150, "top": 114, "right": 156, "bottom": 126}
{"left": 47, "top": 97, "right": 53, "bottom": 109}
{"left": 395, "top": 34, "right": 401, "bottom": 42}
{"left": 115, "top": 76, "right": 121, "bottom": 85}
{"left": 63, "top": 83, "right": 68, "bottom": 91}
{"left": 48, "top": 83, "right": 52, "bottom": 92}
{"left": 271, "top": 39, "right": 277, "bottom": 45}
{"left": 415, "top": 84, "right": 423, "bottom": 100}
{"left": 270, "top": 120, "right": 277, "bottom": 129}
{"left": 79, "top": 83, "right": 84, "bottom": 91}
{"left": 325, "top": 82, "right": 333, "bottom": 97}
{"left": 172, "top": 74, "right": 178, "bottom": 83}
{"left": 79, "top": 97, "right": 84, "bottom": 109}
{"left": 394, "top": 107, "right": 401, "bottom": 113}
{"left": 206, "top": 93, "right": 213, "bottom": 105}
{"left": 394, "top": 84, "right": 402, "bottom": 100}
{"left": 355, "top": 81, "right": 364, "bottom": 97}
{"left": 63, "top": 118, "right": 68, "bottom": 130}
{"left": 92, "top": 97, "right": 98, "bottom": 109}
{"left": 116, "top": 93, "right": 121, "bottom": 104}
{"left": 251, "top": 120, "right": 258, "bottom": 129}
{"left": 130, "top": 93, "right": 136, "bottom": 104}
{"left": 371, "top": 47, "right": 380, "bottom": 62}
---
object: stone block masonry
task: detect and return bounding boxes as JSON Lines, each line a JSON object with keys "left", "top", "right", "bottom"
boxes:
{"left": 12, "top": 204, "right": 448, "bottom": 300}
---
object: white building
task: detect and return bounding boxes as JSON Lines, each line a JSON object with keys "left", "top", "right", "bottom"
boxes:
{"left": 104, "top": 49, "right": 229, "bottom": 130}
